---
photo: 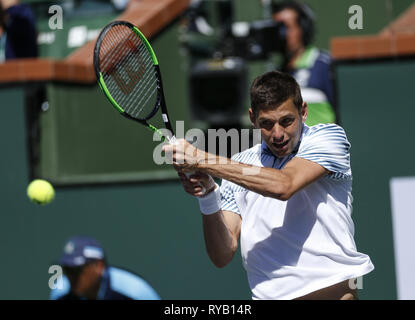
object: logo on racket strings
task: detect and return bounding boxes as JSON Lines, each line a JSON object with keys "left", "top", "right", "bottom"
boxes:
{"left": 104, "top": 39, "right": 145, "bottom": 95}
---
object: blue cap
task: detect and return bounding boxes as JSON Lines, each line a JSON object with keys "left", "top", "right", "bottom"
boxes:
{"left": 59, "top": 236, "right": 105, "bottom": 267}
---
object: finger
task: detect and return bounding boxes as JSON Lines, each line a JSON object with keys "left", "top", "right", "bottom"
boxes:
{"left": 194, "top": 187, "right": 206, "bottom": 197}
{"left": 183, "top": 185, "right": 199, "bottom": 196}
{"left": 162, "top": 144, "right": 174, "bottom": 152}
{"left": 189, "top": 177, "right": 202, "bottom": 183}
{"left": 182, "top": 179, "right": 195, "bottom": 188}
{"left": 178, "top": 174, "right": 195, "bottom": 186}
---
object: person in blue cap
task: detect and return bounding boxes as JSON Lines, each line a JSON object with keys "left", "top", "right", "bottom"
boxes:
{"left": 50, "top": 235, "right": 161, "bottom": 300}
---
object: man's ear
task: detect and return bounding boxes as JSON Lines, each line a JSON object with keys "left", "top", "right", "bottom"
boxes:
{"left": 301, "top": 102, "right": 308, "bottom": 123}
{"left": 249, "top": 108, "right": 257, "bottom": 128}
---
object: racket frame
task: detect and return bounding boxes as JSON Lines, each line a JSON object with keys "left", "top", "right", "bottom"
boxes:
{"left": 93, "top": 20, "right": 175, "bottom": 141}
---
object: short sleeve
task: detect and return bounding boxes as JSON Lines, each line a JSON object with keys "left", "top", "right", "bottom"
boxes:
{"left": 296, "top": 124, "right": 352, "bottom": 180}
{"left": 220, "top": 179, "right": 241, "bottom": 215}
{"left": 219, "top": 151, "right": 251, "bottom": 215}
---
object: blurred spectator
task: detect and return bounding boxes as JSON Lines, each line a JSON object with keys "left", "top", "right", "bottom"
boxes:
{"left": 272, "top": 1, "right": 336, "bottom": 126}
{"left": 0, "top": 0, "right": 37, "bottom": 62}
{"left": 50, "top": 235, "right": 161, "bottom": 300}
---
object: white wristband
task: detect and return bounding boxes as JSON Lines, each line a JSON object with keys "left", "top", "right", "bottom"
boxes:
{"left": 198, "top": 183, "right": 221, "bottom": 215}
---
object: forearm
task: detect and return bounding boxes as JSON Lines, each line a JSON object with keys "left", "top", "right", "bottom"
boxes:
{"left": 165, "top": 140, "right": 291, "bottom": 200}
{"left": 197, "top": 154, "right": 292, "bottom": 201}
{"left": 202, "top": 211, "right": 238, "bottom": 268}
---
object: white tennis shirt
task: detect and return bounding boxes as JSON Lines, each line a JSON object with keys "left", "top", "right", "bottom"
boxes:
{"left": 220, "top": 123, "right": 374, "bottom": 300}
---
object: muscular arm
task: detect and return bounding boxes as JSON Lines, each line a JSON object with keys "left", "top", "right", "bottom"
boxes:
{"left": 198, "top": 153, "right": 328, "bottom": 201}
{"left": 166, "top": 139, "right": 328, "bottom": 201}
{"left": 175, "top": 171, "right": 241, "bottom": 268}
{"left": 202, "top": 210, "right": 241, "bottom": 268}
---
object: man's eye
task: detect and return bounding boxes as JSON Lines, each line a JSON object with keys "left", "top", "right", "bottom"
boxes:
{"left": 260, "top": 121, "right": 273, "bottom": 129}
{"left": 281, "top": 118, "right": 294, "bottom": 126}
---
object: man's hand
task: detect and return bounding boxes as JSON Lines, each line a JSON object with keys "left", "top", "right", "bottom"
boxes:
{"left": 162, "top": 138, "right": 206, "bottom": 172}
{"left": 178, "top": 171, "right": 216, "bottom": 198}
{"left": 162, "top": 139, "right": 217, "bottom": 197}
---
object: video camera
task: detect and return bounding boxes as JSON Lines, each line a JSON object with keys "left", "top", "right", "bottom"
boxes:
{"left": 182, "top": 0, "right": 287, "bottom": 61}
{"left": 219, "top": 20, "right": 287, "bottom": 60}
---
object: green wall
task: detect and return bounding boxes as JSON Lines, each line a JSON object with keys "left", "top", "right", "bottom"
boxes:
{"left": 335, "top": 60, "right": 415, "bottom": 299}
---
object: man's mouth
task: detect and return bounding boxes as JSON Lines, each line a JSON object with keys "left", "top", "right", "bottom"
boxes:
{"left": 273, "top": 140, "right": 289, "bottom": 149}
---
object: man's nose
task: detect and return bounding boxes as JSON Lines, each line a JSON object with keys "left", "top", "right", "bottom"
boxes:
{"left": 272, "top": 124, "right": 285, "bottom": 142}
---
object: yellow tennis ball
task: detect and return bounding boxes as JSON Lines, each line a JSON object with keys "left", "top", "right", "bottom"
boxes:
{"left": 27, "top": 179, "right": 55, "bottom": 205}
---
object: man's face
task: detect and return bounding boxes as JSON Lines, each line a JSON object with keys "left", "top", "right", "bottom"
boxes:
{"left": 250, "top": 98, "right": 307, "bottom": 158}
{"left": 273, "top": 8, "right": 304, "bottom": 55}
{"left": 63, "top": 260, "right": 104, "bottom": 299}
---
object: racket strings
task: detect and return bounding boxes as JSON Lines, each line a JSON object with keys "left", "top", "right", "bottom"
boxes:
{"left": 121, "top": 48, "right": 159, "bottom": 118}
{"left": 122, "top": 52, "right": 157, "bottom": 115}
{"left": 105, "top": 48, "right": 155, "bottom": 116}
{"left": 99, "top": 24, "right": 159, "bottom": 120}
{"left": 103, "top": 28, "right": 157, "bottom": 117}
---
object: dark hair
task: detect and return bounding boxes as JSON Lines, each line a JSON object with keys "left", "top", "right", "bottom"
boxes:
{"left": 250, "top": 71, "right": 303, "bottom": 116}
{"left": 271, "top": 1, "right": 315, "bottom": 46}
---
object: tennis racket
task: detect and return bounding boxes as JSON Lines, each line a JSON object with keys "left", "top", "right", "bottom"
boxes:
{"left": 93, "top": 20, "right": 204, "bottom": 191}
{"left": 94, "top": 20, "right": 175, "bottom": 142}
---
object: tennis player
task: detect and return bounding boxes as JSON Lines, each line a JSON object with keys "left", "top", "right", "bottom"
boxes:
{"left": 163, "top": 71, "right": 374, "bottom": 300}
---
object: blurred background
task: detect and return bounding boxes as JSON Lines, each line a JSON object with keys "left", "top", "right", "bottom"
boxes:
{"left": 0, "top": 0, "right": 414, "bottom": 299}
